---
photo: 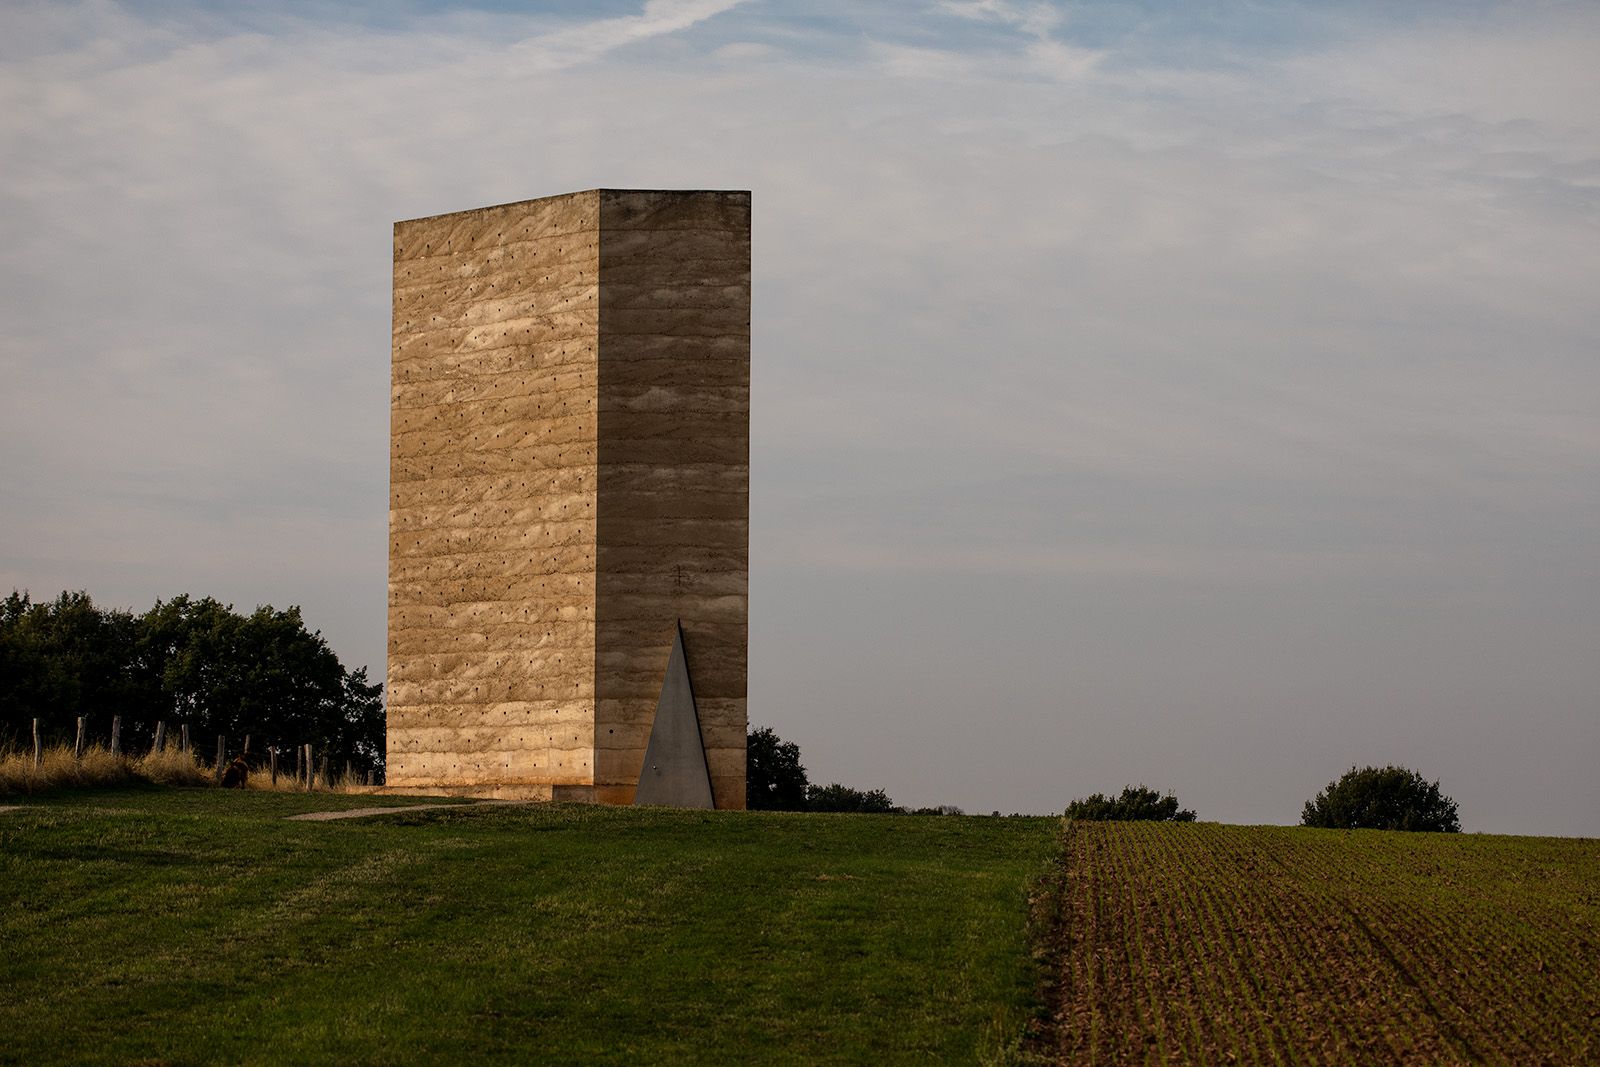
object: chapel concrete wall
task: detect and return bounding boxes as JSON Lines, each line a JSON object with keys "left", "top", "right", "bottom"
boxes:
{"left": 593, "top": 190, "right": 750, "bottom": 809}
{"left": 388, "top": 191, "right": 602, "bottom": 798}
{"left": 386, "top": 189, "right": 749, "bottom": 806}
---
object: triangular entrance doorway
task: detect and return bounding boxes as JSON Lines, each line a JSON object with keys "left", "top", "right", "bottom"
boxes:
{"left": 633, "top": 622, "right": 715, "bottom": 809}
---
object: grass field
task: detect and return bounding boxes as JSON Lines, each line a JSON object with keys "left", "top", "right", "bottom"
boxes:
{"left": 1030, "top": 820, "right": 1600, "bottom": 1066}
{"left": 0, "top": 788, "right": 1054, "bottom": 1066}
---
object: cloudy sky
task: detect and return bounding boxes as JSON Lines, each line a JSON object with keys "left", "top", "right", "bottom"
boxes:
{"left": 3, "top": 0, "right": 1596, "bottom": 832}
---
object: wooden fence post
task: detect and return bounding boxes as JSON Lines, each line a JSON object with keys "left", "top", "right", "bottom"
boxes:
{"left": 153, "top": 721, "right": 166, "bottom": 755}
{"left": 344, "top": 759, "right": 352, "bottom": 786}
{"left": 75, "top": 717, "right": 86, "bottom": 760}
{"left": 110, "top": 716, "right": 122, "bottom": 759}
{"left": 33, "top": 718, "right": 41, "bottom": 770}
{"left": 244, "top": 735, "right": 251, "bottom": 756}
{"left": 319, "top": 756, "right": 329, "bottom": 790}
{"left": 305, "top": 744, "right": 314, "bottom": 791}
{"left": 215, "top": 735, "right": 226, "bottom": 785}
{"left": 181, "top": 723, "right": 190, "bottom": 755}
{"left": 270, "top": 747, "right": 278, "bottom": 785}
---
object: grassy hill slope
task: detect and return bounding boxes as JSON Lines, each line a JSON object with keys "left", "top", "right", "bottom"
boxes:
{"left": 0, "top": 789, "right": 1054, "bottom": 1066}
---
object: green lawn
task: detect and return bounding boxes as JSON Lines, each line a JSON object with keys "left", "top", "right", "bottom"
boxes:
{"left": 0, "top": 788, "right": 1054, "bottom": 1066}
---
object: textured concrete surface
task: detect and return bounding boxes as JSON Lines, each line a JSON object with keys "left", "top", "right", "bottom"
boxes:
{"left": 388, "top": 189, "right": 749, "bottom": 808}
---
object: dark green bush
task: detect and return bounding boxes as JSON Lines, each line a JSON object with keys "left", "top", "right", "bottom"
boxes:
{"left": 1065, "top": 785, "right": 1196, "bottom": 822}
{"left": 746, "top": 726, "right": 810, "bottom": 811}
{"left": 747, "top": 726, "right": 919, "bottom": 813}
{"left": 1301, "top": 765, "right": 1460, "bottom": 832}
{"left": 2, "top": 589, "right": 384, "bottom": 773}
{"left": 806, "top": 783, "right": 897, "bottom": 814}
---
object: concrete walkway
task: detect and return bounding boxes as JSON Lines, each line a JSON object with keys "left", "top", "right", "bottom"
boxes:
{"left": 286, "top": 799, "right": 530, "bottom": 821}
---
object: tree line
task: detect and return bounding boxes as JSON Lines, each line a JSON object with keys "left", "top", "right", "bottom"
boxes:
{"left": 1, "top": 590, "right": 384, "bottom": 773}
{"left": 746, "top": 726, "right": 962, "bottom": 814}
{"left": 751, "top": 724, "right": 1461, "bottom": 832}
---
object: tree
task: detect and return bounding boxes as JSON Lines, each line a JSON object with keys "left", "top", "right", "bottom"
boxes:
{"left": 746, "top": 726, "right": 809, "bottom": 810}
{"left": 1065, "top": 785, "right": 1196, "bottom": 822}
{"left": 0, "top": 591, "right": 145, "bottom": 742}
{"left": 2, "top": 589, "right": 385, "bottom": 773}
{"left": 1301, "top": 765, "right": 1459, "bottom": 832}
{"left": 805, "top": 783, "right": 897, "bottom": 814}
{"left": 137, "top": 596, "right": 384, "bottom": 769}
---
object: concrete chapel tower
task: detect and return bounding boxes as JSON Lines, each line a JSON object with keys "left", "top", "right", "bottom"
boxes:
{"left": 386, "top": 190, "right": 750, "bottom": 807}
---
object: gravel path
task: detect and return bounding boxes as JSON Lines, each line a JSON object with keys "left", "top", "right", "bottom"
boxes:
{"left": 286, "top": 800, "right": 530, "bottom": 821}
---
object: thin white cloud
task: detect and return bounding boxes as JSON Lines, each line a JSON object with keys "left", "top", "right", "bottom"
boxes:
{"left": 939, "top": 0, "right": 1062, "bottom": 38}
{"left": 508, "top": 0, "right": 751, "bottom": 71}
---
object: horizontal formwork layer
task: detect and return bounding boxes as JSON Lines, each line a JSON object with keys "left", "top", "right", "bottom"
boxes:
{"left": 387, "top": 722, "right": 591, "bottom": 751}
{"left": 391, "top": 469, "right": 592, "bottom": 505}
{"left": 393, "top": 331, "right": 596, "bottom": 376}
{"left": 394, "top": 233, "right": 596, "bottom": 293}
{"left": 387, "top": 648, "right": 593, "bottom": 685}
{"left": 392, "top": 518, "right": 741, "bottom": 558}
{"left": 387, "top": 700, "right": 590, "bottom": 728}
{"left": 397, "top": 295, "right": 597, "bottom": 339}
{"left": 388, "top": 605, "right": 595, "bottom": 637}
{"left": 388, "top": 675, "right": 596, "bottom": 704}
{"left": 391, "top": 363, "right": 603, "bottom": 409}
{"left": 391, "top": 450, "right": 596, "bottom": 483}
{"left": 597, "top": 282, "right": 747, "bottom": 312}
{"left": 389, "top": 558, "right": 594, "bottom": 591}
{"left": 599, "top": 228, "right": 747, "bottom": 262}
{"left": 391, "top": 571, "right": 743, "bottom": 606}
{"left": 392, "top": 466, "right": 743, "bottom": 505}
{"left": 391, "top": 421, "right": 597, "bottom": 459}
{"left": 391, "top": 493, "right": 596, "bottom": 530}
{"left": 393, "top": 365, "right": 594, "bottom": 413}
{"left": 389, "top": 532, "right": 594, "bottom": 568}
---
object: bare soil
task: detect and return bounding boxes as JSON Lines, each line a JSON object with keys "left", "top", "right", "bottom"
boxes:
{"left": 1029, "top": 821, "right": 1600, "bottom": 1066}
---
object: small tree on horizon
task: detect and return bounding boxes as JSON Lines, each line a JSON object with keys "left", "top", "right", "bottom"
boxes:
{"left": 806, "top": 782, "right": 897, "bottom": 814}
{"left": 746, "top": 726, "right": 809, "bottom": 811}
{"left": 1066, "top": 785, "right": 1196, "bottom": 822}
{"left": 1301, "top": 765, "right": 1460, "bottom": 832}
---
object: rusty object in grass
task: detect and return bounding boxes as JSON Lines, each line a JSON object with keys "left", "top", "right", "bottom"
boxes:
{"left": 221, "top": 755, "right": 249, "bottom": 789}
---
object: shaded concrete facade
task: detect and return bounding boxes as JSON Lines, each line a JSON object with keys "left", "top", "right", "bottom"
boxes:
{"left": 387, "top": 189, "right": 749, "bottom": 807}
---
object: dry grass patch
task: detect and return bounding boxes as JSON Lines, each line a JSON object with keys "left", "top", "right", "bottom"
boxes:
{"left": 0, "top": 743, "right": 372, "bottom": 797}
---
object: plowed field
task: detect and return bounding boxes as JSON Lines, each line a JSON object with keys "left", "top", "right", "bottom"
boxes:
{"left": 1031, "top": 821, "right": 1600, "bottom": 1066}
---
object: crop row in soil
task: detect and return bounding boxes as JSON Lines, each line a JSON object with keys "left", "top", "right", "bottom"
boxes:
{"left": 1031, "top": 821, "right": 1600, "bottom": 1066}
